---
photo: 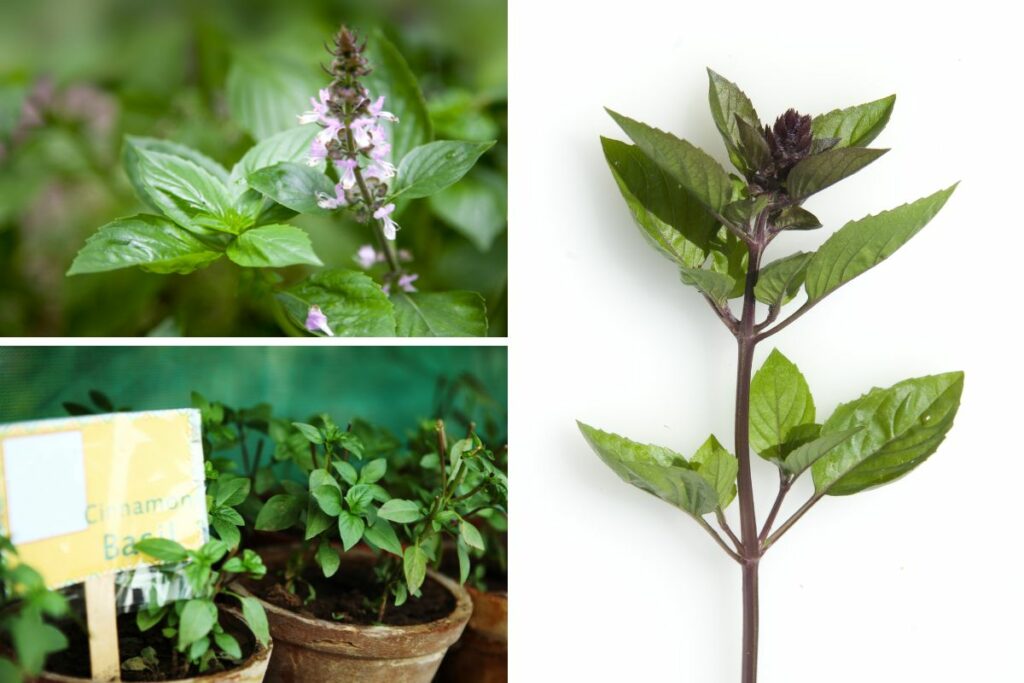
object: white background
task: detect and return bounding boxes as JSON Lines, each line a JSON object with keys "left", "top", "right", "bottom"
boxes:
{"left": 509, "top": 1, "right": 1021, "bottom": 681}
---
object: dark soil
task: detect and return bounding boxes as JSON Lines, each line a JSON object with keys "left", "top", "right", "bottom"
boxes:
{"left": 250, "top": 560, "right": 455, "bottom": 626}
{"left": 44, "top": 610, "right": 254, "bottom": 681}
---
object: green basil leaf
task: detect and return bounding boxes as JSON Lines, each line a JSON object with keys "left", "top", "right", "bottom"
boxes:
{"left": 601, "top": 137, "right": 714, "bottom": 267}
{"left": 247, "top": 161, "right": 335, "bottom": 215}
{"left": 812, "top": 95, "right": 896, "bottom": 148}
{"left": 749, "top": 349, "right": 816, "bottom": 456}
{"left": 363, "top": 518, "right": 403, "bottom": 557}
{"left": 706, "top": 69, "right": 761, "bottom": 173}
{"left": 605, "top": 108, "right": 734, "bottom": 213}
{"left": 459, "top": 521, "right": 485, "bottom": 551}
{"left": 786, "top": 147, "right": 888, "bottom": 199}
{"left": 68, "top": 215, "right": 222, "bottom": 275}
{"left": 133, "top": 148, "right": 245, "bottom": 234}
{"left": 238, "top": 596, "right": 270, "bottom": 647}
{"left": 812, "top": 372, "right": 964, "bottom": 495}
{"left": 312, "top": 485, "right": 343, "bottom": 516}
{"left": 213, "top": 631, "right": 242, "bottom": 660}
{"left": 804, "top": 185, "right": 957, "bottom": 302}
{"left": 679, "top": 267, "right": 735, "bottom": 306}
{"left": 226, "top": 224, "right": 322, "bottom": 268}
{"left": 428, "top": 166, "right": 507, "bottom": 252}
{"left": 781, "top": 428, "right": 863, "bottom": 477}
{"left": 230, "top": 126, "right": 320, "bottom": 187}
{"left": 133, "top": 538, "right": 188, "bottom": 563}
{"left": 754, "top": 252, "right": 813, "bottom": 308}
{"left": 577, "top": 422, "right": 718, "bottom": 516}
{"left": 690, "top": 435, "right": 738, "bottom": 510}
{"left": 378, "top": 499, "right": 423, "bottom": 524}
{"left": 280, "top": 269, "right": 396, "bottom": 337}
{"left": 391, "top": 140, "right": 494, "bottom": 200}
{"left": 178, "top": 600, "right": 218, "bottom": 648}
{"left": 227, "top": 52, "right": 322, "bottom": 140}
{"left": 773, "top": 206, "right": 821, "bottom": 230}
{"left": 365, "top": 29, "right": 432, "bottom": 163}
{"left": 393, "top": 291, "right": 487, "bottom": 337}
{"left": 315, "top": 540, "right": 340, "bottom": 578}
{"left": 254, "top": 494, "right": 304, "bottom": 531}
{"left": 403, "top": 545, "right": 428, "bottom": 595}
{"left": 123, "top": 136, "right": 230, "bottom": 209}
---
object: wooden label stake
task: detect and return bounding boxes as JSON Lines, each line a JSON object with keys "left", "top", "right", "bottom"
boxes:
{"left": 84, "top": 574, "right": 121, "bottom": 682}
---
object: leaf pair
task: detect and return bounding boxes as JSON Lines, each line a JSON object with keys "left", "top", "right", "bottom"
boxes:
{"left": 576, "top": 423, "right": 736, "bottom": 517}
{"left": 68, "top": 130, "right": 324, "bottom": 276}
{"left": 749, "top": 349, "right": 964, "bottom": 495}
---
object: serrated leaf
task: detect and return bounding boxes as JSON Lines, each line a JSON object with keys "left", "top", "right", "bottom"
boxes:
{"left": 782, "top": 428, "right": 862, "bottom": 477}
{"left": 226, "top": 224, "right": 322, "bottom": 268}
{"left": 606, "top": 108, "right": 733, "bottom": 213}
{"left": 280, "top": 268, "right": 397, "bottom": 337}
{"left": 735, "top": 116, "right": 771, "bottom": 171}
{"left": 749, "top": 349, "right": 816, "bottom": 456}
{"left": 706, "top": 69, "right": 761, "bottom": 173}
{"left": 812, "top": 372, "right": 964, "bottom": 495}
{"left": 804, "top": 185, "right": 957, "bottom": 302}
{"left": 123, "top": 136, "right": 229, "bottom": 208}
{"left": 679, "top": 267, "right": 735, "bottom": 306}
{"left": 68, "top": 214, "right": 222, "bottom": 275}
{"left": 577, "top": 422, "right": 718, "bottom": 516}
{"left": 601, "top": 137, "right": 713, "bottom": 267}
{"left": 690, "top": 435, "right": 738, "bottom": 509}
{"left": 773, "top": 206, "right": 821, "bottom": 230}
{"left": 786, "top": 147, "right": 887, "bottom": 199}
{"left": 754, "top": 252, "right": 813, "bottom": 308}
{"left": 391, "top": 140, "right": 494, "bottom": 200}
{"left": 393, "top": 291, "right": 487, "bottom": 337}
{"left": 134, "top": 148, "right": 244, "bottom": 234}
{"left": 812, "top": 95, "right": 896, "bottom": 148}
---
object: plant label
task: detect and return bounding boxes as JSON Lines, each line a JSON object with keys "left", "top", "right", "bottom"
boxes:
{"left": 0, "top": 409, "right": 208, "bottom": 588}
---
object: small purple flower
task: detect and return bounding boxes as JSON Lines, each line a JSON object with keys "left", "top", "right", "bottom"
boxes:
{"left": 305, "top": 305, "right": 334, "bottom": 336}
{"left": 355, "top": 244, "right": 379, "bottom": 269}
{"left": 298, "top": 88, "right": 331, "bottom": 125}
{"left": 316, "top": 182, "right": 348, "bottom": 210}
{"left": 350, "top": 117, "right": 375, "bottom": 149}
{"left": 316, "top": 117, "right": 344, "bottom": 144}
{"left": 398, "top": 273, "right": 419, "bottom": 293}
{"left": 337, "top": 157, "right": 358, "bottom": 189}
{"left": 307, "top": 137, "right": 328, "bottom": 166}
{"left": 368, "top": 95, "right": 398, "bottom": 122}
{"left": 373, "top": 203, "right": 399, "bottom": 240}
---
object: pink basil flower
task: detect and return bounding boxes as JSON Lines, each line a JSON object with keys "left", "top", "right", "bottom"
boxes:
{"left": 373, "top": 203, "right": 400, "bottom": 240}
{"left": 305, "top": 305, "right": 334, "bottom": 336}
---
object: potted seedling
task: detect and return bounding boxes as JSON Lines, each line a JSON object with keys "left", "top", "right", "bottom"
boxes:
{"left": 580, "top": 70, "right": 961, "bottom": 682}
{"left": 0, "top": 535, "right": 71, "bottom": 682}
{"left": 240, "top": 416, "right": 505, "bottom": 682}
{"left": 37, "top": 465, "right": 272, "bottom": 681}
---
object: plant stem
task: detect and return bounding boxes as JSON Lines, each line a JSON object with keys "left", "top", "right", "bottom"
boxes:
{"left": 762, "top": 492, "right": 824, "bottom": 550}
{"left": 734, "top": 214, "right": 767, "bottom": 683}
{"left": 758, "top": 474, "right": 792, "bottom": 544}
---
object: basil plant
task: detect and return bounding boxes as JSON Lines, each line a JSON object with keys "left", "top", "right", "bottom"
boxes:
{"left": 67, "top": 25, "right": 494, "bottom": 337}
{"left": 579, "top": 69, "right": 961, "bottom": 682}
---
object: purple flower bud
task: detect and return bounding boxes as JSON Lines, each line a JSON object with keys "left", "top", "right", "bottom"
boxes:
{"left": 305, "top": 305, "right": 334, "bottom": 337}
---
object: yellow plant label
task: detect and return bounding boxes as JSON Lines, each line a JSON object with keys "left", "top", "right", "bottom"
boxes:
{"left": 0, "top": 409, "right": 208, "bottom": 588}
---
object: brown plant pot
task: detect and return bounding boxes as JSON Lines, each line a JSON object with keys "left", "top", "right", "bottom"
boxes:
{"left": 437, "top": 585, "right": 508, "bottom": 683}
{"left": 38, "top": 610, "right": 272, "bottom": 683}
{"left": 234, "top": 545, "right": 472, "bottom": 683}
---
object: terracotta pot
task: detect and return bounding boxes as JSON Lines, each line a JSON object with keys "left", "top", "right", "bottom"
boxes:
{"left": 39, "top": 610, "right": 272, "bottom": 683}
{"left": 235, "top": 545, "right": 472, "bottom": 683}
{"left": 437, "top": 585, "right": 508, "bottom": 683}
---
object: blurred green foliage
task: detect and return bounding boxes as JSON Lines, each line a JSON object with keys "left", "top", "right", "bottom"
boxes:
{"left": 0, "top": 0, "right": 507, "bottom": 335}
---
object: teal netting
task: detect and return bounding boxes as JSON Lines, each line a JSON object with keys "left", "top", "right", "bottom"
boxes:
{"left": 0, "top": 347, "right": 507, "bottom": 436}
